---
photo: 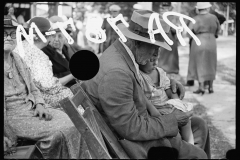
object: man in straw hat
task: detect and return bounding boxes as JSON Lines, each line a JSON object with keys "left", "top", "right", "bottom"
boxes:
{"left": 84, "top": 10, "right": 210, "bottom": 159}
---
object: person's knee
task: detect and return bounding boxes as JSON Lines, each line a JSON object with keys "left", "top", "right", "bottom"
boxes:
{"left": 192, "top": 116, "right": 208, "bottom": 132}
{"left": 194, "top": 146, "right": 208, "bottom": 159}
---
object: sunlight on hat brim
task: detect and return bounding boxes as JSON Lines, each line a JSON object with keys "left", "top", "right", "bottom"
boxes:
{"left": 117, "top": 23, "right": 172, "bottom": 51}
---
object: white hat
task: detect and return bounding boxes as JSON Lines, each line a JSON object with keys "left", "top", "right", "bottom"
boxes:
{"left": 109, "top": 4, "right": 121, "bottom": 11}
{"left": 195, "top": 2, "right": 212, "bottom": 9}
{"left": 133, "top": 4, "right": 143, "bottom": 10}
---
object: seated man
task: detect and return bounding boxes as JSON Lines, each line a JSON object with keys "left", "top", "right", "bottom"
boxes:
{"left": 83, "top": 10, "right": 210, "bottom": 159}
{"left": 41, "top": 16, "right": 76, "bottom": 88}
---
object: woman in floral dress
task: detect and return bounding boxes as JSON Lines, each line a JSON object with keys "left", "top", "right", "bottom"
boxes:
{"left": 4, "top": 15, "right": 90, "bottom": 159}
{"left": 13, "top": 17, "right": 75, "bottom": 108}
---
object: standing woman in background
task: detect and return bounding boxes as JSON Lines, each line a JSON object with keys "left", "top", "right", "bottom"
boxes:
{"left": 187, "top": 2, "right": 220, "bottom": 94}
{"left": 7, "top": 6, "right": 17, "bottom": 22}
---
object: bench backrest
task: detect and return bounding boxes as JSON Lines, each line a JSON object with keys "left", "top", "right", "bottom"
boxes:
{"left": 70, "top": 83, "right": 129, "bottom": 159}
{"left": 59, "top": 88, "right": 111, "bottom": 159}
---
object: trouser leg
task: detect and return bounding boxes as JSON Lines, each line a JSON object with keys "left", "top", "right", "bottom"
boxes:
{"left": 191, "top": 116, "right": 211, "bottom": 159}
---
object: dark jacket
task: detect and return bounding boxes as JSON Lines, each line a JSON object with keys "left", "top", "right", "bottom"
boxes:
{"left": 42, "top": 45, "right": 76, "bottom": 88}
{"left": 84, "top": 39, "right": 208, "bottom": 159}
{"left": 209, "top": 8, "right": 226, "bottom": 25}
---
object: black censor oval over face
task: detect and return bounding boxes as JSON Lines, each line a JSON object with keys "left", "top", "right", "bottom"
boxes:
{"left": 69, "top": 50, "right": 100, "bottom": 81}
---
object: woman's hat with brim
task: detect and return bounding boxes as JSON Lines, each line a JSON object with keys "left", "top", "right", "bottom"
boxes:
{"left": 195, "top": 2, "right": 212, "bottom": 9}
{"left": 4, "top": 15, "right": 19, "bottom": 28}
{"left": 28, "top": 16, "right": 52, "bottom": 35}
{"left": 49, "top": 15, "right": 71, "bottom": 33}
{"left": 117, "top": 10, "right": 172, "bottom": 51}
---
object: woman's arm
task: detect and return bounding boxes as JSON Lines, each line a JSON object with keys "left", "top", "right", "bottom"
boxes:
{"left": 58, "top": 74, "right": 75, "bottom": 86}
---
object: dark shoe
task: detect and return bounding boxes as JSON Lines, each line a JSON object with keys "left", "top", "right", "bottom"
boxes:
{"left": 208, "top": 88, "right": 214, "bottom": 94}
{"left": 193, "top": 89, "right": 205, "bottom": 95}
{"left": 185, "top": 80, "right": 194, "bottom": 86}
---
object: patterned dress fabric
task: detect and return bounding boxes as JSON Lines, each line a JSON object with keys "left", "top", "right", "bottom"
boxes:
{"left": 4, "top": 52, "right": 91, "bottom": 159}
{"left": 13, "top": 40, "right": 73, "bottom": 108}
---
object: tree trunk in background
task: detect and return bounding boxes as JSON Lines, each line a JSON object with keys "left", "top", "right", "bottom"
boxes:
{"left": 48, "top": 2, "right": 59, "bottom": 17}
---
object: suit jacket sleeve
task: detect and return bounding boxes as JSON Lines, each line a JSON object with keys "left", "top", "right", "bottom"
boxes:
{"left": 98, "top": 69, "right": 179, "bottom": 141}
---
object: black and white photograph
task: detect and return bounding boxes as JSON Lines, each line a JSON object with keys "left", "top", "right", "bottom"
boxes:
{"left": 4, "top": 2, "right": 236, "bottom": 159}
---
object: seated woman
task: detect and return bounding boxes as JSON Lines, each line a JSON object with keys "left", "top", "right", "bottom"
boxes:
{"left": 13, "top": 17, "right": 75, "bottom": 108}
{"left": 42, "top": 16, "right": 77, "bottom": 88}
{"left": 4, "top": 15, "right": 90, "bottom": 159}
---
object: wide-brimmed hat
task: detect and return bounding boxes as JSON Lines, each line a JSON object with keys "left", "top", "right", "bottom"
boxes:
{"left": 195, "top": 2, "right": 212, "bottom": 9}
{"left": 4, "top": 15, "right": 19, "bottom": 28}
{"left": 117, "top": 10, "right": 172, "bottom": 51}
{"left": 28, "top": 16, "right": 52, "bottom": 35}
{"left": 49, "top": 15, "right": 71, "bottom": 33}
{"left": 109, "top": 4, "right": 121, "bottom": 11}
{"left": 133, "top": 4, "right": 143, "bottom": 10}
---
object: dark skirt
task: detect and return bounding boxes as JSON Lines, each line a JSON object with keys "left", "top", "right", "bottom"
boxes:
{"left": 187, "top": 33, "right": 217, "bottom": 82}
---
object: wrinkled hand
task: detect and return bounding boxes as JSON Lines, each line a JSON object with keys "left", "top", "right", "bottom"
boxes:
{"left": 172, "top": 108, "right": 193, "bottom": 127}
{"left": 170, "top": 79, "right": 185, "bottom": 100}
{"left": 4, "top": 136, "right": 13, "bottom": 152}
{"left": 33, "top": 104, "right": 52, "bottom": 121}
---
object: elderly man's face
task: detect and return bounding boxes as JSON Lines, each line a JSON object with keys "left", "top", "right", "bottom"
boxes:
{"left": 4, "top": 28, "right": 17, "bottom": 52}
{"left": 50, "top": 31, "right": 67, "bottom": 50}
{"left": 135, "top": 41, "right": 159, "bottom": 65}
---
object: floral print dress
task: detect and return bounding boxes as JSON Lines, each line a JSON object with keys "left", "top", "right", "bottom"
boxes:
{"left": 13, "top": 40, "right": 73, "bottom": 108}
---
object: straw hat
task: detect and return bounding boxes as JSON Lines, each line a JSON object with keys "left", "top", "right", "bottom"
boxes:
{"left": 117, "top": 10, "right": 171, "bottom": 51}
{"left": 109, "top": 4, "right": 121, "bottom": 11}
{"left": 133, "top": 4, "right": 143, "bottom": 10}
{"left": 28, "top": 16, "right": 52, "bottom": 35}
{"left": 49, "top": 15, "right": 71, "bottom": 33}
{"left": 195, "top": 2, "right": 212, "bottom": 9}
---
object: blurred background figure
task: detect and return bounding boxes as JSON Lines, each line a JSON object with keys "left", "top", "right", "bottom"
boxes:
{"left": 7, "top": 6, "right": 17, "bottom": 22}
{"left": 157, "top": 2, "right": 183, "bottom": 83}
{"left": 76, "top": 11, "right": 86, "bottom": 48}
{"left": 17, "top": 10, "right": 27, "bottom": 28}
{"left": 187, "top": 2, "right": 220, "bottom": 95}
{"left": 99, "top": 4, "right": 121, "bottom": 54}
{"left": 85, "top": 9, "right": 104, "bottom": 54}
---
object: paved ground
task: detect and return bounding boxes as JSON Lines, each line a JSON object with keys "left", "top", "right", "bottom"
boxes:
{"left": 178, "top": 35, "right": 236, "bottom": 158}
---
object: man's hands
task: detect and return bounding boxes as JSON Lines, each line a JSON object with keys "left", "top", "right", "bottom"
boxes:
{"left": 170, "top": 79, "right": 185, "bottom": 100}
{"left": 33, "top": 104, "right": 52, "bottom": 121}
{"left": 172, "top": 108, "right": 193, "bottom": 127}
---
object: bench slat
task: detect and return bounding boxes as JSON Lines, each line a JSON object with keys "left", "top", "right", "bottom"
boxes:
{"left": 70, "top": 83, "right": 129, "bottom": 159}
{"left": 60, "top": 98, "right": 111, "bottom": 159}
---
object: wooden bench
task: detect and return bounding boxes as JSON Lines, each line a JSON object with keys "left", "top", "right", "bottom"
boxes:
{"left": 4, "top": 145, "right": 43, "bottom": 159}
{"left": 59, "top": 82, "right": 129, "bottom": 159}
